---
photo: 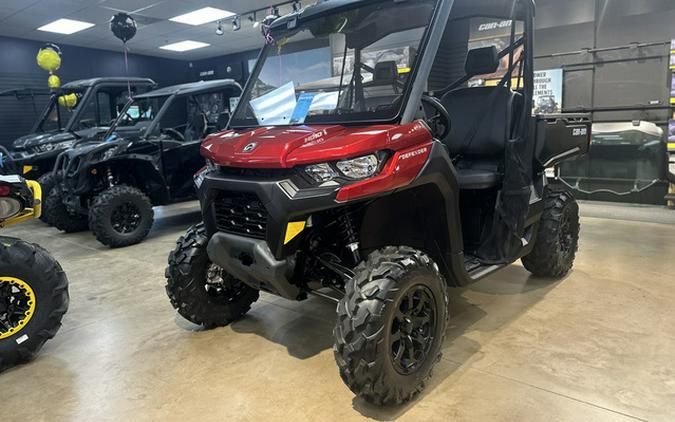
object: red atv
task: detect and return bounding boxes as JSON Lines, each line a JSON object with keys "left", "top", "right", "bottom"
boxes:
{"left": 166, "top": 0, "right": 590, "bottom": 405}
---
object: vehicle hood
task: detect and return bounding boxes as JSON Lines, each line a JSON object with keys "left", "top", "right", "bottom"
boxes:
{"left": 12, "top": 127, "right": 108, "bottom": 150}
{"left": 201, "top": 122, "right": 431, "bottom": 168}
{"left": 12, "top": 131, "right": 74, "bottom": 150}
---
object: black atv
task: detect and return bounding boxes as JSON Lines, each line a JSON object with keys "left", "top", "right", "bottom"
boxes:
{"left": 48, "top": 79, "right": 242, "bottom": 248}
{"left": 8, "top": 77, "right": 156, "bottom": 221}
{"left": 0, "top": 175, "right": 68, "bottom": 371}
{"left": 165, "top": 0, "right": 590, "bottom": 405}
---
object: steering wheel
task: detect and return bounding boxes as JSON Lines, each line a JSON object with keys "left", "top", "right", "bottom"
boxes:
{"left": 421, "top": 95, "right": 451, "bottom": 140}
{"left": 161, "top": 128, "right": 185, "bottom": 142}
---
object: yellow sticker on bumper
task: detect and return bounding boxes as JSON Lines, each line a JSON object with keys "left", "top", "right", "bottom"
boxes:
{"left": 284, "top": 221, "right": 306, "bottom": 244}
{"left": 22, "top": 165, "right": 33, "bottom": 175}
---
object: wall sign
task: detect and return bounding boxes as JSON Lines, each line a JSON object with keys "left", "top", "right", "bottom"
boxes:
{"left": 533, "top": 69, "right": 563, "bottom": 114}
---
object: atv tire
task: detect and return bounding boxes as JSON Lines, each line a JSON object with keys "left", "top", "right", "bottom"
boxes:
{"left": 0, "top": 237, "right": 69, "bottom": 372}
{"left": 522, "top": 185, "right": 580, "bottom": 277}
{"left": 45, "top": 188, "right": 90, "bottom": 233}
{"left": 37, "top": 172, "right": 57, "bottom": 224}
{"left": 89, "top": 185, "right": 154, "bottom": 248}
{"left": 165, "top": 223, "right": 259, "bottom": 328}
{"left": 334, "top": 246, "right": 448, "bottom": 405}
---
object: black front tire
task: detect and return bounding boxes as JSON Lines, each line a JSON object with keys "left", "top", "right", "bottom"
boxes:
{"left": 334, "top": 246, "right": 449, "bottom": 405}
{"left": 0, "top": 237, "right": 69, "bottom": 372}
{"left": 37, "top": 172, "right": 57, "bottom": 224}
{"left": 522, "top": 185, "right": 580, "bottom": 277}
{"left": 89, "top": 185, "right": 154, "bottom": 248}
{"left": 165, "top": 224, "right": 259, "bottom": 328}
{"left": 45, "top": 188, "right": 90, "bottom": 233}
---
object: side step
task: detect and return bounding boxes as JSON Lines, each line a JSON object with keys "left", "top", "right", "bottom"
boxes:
{"left": 464, "top": 255, "right": 507, "bottom": 282}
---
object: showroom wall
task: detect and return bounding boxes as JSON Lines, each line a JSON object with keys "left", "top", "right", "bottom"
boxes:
{"left": 0, "top": 36, "right": 189, "bottom": 147}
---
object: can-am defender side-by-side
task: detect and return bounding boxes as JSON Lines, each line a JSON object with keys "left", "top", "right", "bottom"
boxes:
{"left": 0, "top": 174, "right": 69, "bottom": 371}
{"left": 48, "top": 80, "right": 242, "bottom": 247}
{"left": 165, "top": 0, "right": 591, "bottom": 405}
{"left": 9, "top": 77, "right": 156, "bottom": 221}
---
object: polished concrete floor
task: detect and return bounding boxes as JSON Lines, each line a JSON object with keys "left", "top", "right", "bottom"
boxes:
{"left": 2, "top": 201, "right": 675, "bottom": 421}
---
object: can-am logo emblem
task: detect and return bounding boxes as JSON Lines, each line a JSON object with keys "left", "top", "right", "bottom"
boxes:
{"left": 242, "top": 142, "right": 257, "bottom": 152}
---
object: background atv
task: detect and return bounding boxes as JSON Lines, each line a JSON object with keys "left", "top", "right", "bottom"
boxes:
{"left": 7, "top": 77, "right": 156, "bottom": 223}
{"left": 165, "top": 0, "right": 590, "bottom": 405}
{"left": 0, "top": 174, "right": 68, "bottom": 371}
{"left": 48, "top": 79, "right": 242, "bottom": 248}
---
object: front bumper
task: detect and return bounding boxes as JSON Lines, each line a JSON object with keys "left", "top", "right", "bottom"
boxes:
{"left": 207, "top": 232, "right": 299, "bottom": 299}
{"left": 199, "top": 168, "right": 342, "bottom": 261}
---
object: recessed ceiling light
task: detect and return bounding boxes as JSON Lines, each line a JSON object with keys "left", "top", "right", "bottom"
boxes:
{"left": 169, "top": 7, "right": 235, "bottom": 25}
{"left": 37, "top": 18, "right": 95, "bottom": 35}
{"left": 159, "top": 40, "right": 210, "bottom": 52}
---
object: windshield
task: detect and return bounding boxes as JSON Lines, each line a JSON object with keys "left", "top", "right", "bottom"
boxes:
{"left": 37, "top": 90, "right": 84, "bottom": 133}
{"left": 230, "top": 0, "right": 437, "bottom": 128}
{"left": 115, "top": 95, "right": 169, "bottom": 133}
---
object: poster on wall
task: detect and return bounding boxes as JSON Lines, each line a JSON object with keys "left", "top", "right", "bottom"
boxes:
{"left": 533, "top": 69, "right": 563, "bottom": 114}
{"left": 668, "top": 119, "right": 675, "bottom": 152}
{"left": 671, "top": 73, "right": 675, "bottom": 105}
{"left": 670, "top": 39, "right": 675, "bottom": 70}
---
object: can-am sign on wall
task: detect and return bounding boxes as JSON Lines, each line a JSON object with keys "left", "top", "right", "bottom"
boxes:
{"left": 533, "top": 69, "right": 563, "bottom": 114}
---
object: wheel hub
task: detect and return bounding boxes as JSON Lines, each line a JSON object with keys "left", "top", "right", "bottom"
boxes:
{"left": 111, "top": 202, "right": 141, "bottom": 234}
{"left": 204, "top": 264, "right": 248, "bottom": 303}
{"left": 390, "top": 284, "right": 436, "bottom": 375}
{"left": 0, "top": 277, "right": 36, "bottom": 340}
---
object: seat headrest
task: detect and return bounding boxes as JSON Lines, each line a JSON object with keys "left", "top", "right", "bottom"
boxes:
{"left": 465, "top": 46, "right": 499, "bottom": 76}
{"left": 374, "top": 61, "right": 398, "bottom": 82}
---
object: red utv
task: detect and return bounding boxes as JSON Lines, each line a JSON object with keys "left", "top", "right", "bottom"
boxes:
{"left": 166, "top": 0, "right": 591, "bottom": 405}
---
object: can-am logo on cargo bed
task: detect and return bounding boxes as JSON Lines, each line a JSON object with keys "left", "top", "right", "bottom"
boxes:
{"left": 572, "top": 127, "right": 588, "bottom": 137}
{"left": 399, "top": 147, "right": 429, "bottom": 160}
{"left": 242, "top": 142, "right": 258, "bottom": 152}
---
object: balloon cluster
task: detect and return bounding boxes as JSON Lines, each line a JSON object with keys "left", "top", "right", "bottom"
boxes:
{"left": 36, "top": 43, "right": 62, "bottom": 90}
{"left": 110, "top": 13, "right": 137, "bottom": 44}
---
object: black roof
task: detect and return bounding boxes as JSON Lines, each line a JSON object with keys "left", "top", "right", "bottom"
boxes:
{"left": 61, "top": 77, "right": 156, "bottom": 89}
{"left": 271, "top": 0, "right": 535, "bottom": 29}
{"left": 135, "top": 79, "right": 241, "bottom": 99}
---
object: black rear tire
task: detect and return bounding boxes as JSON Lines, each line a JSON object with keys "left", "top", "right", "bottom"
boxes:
{"left": 89, "top": 185, "right": 154, "bottom": 248}
{"left": 522, "top": 185, "right": 580, "bottom": 277}
{"left": 0, "top": 237, "right": 69, "bottom": 372}
{"left": 37, "top": 172, "right": 57, "bottom": 224}
{"left": 165, "top": 224, "right": 259, "bottom": 328}
{"left": 334, "top": 246, "right": 448, "bottom": 405}
{"left": 45, "top": 188, "right": 89, "bottom": 233}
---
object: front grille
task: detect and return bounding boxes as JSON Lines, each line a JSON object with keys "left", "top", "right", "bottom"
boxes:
{"left": 218, "top": 166, "right": 296, "bottom": 180}
{"left": 213, "top": 191, "right": 268, "bottom": 239}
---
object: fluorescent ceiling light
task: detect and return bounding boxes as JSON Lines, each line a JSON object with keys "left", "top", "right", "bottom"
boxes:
{"left": 37, "top": 18, "right": 95, "bottom": 35}
{"left": 169, "top": 7, "right": 235, "bottom": 25}
{"left": 159, "top": 40, "right": 210, "bottom": 52}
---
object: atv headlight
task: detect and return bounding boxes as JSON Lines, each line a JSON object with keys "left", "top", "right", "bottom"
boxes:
{"left": 336, "top": 154, "right": 379, "bottom": 180}
{"left": 305, "top": 163, "right": 338, "bottom": 183}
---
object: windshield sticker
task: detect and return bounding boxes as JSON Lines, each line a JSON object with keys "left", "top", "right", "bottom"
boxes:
{"left": 289, "top": 93, "right": 316, "bottom": 125}
{"left": 250, "top": 81, "right": 297, "bottom": 125}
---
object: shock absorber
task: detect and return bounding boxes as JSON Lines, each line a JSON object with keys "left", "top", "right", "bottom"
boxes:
{"left": 338, "top": 210, "right": 361, "bottom": 264}
{"left": 105, "top": 166, "right": 115, "bottom": 188}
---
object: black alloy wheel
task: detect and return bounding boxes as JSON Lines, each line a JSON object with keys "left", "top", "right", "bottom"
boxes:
{"left": 390, "top": 284, "right": 437, "bottom": 375}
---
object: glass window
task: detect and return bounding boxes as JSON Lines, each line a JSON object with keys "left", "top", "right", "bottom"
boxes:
{"left": 231, "top": 0, "right": 437, "bottom": 127}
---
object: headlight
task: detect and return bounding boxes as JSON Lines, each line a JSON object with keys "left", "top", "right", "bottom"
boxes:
{"left": 336, "top": 154, "right": 379, "bottom": 179}
{"left": 305, "top": 163, "right": 338, "bottom": 183}
{"left": 206, "top": 159, "right": 218, "bottom": 172}
{"left": 0, "top": 197, "right": 22, "bottom": 220}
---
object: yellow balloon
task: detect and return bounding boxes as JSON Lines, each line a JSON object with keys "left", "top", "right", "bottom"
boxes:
{"left": 48, "top": 74, "right": 61, "bottom": 89}
{"left": 58, "top": 93, "right": 77, "bottom": 109}
{"left": 37, "top": 47, "right": 61, "bottom": 73}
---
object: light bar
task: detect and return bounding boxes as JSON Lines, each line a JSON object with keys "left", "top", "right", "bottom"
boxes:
{"left": 169, "top": 7, "right": 235, "bottom": 26}
{"left": 37, "top": 18, "right": 95, "bottom": 35}
{"left": 159, "top": 40, "right": 210, "bottom": 52}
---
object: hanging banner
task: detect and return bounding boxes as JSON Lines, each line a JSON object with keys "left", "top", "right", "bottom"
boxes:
{"left": 533, "top": 69, "right": 563, "bottom": 114}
